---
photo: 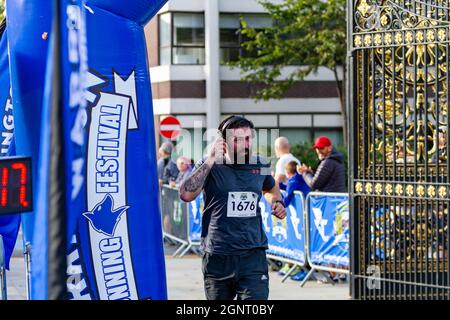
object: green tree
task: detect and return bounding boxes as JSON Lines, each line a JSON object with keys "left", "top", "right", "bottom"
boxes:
{"left": 230, "top": 0, "right": 347, "bottom": 144}
{"left": 0, "top": 1, "right": 4, "bottom": 22}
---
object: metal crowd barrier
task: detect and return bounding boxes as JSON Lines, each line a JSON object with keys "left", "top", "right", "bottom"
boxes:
{"left": 263, "top": 191, "right": 309, "bottom": 283}
{"left": 0, "top": 234, "right": 6, "bottom": 300}
{"left": 300, "top": 192, "right": 350, "bottom": 287}
{"left": 262, "top": 191, "right": 350, "bottom": 285}
{"left": 179, "top": 193, "right": 202, "bottom": 257}
{"left": 161, "top": 185, "right": 202, "bottom": 258}
{"left": 159, "top": 185, "right": 351, "bottom": 286}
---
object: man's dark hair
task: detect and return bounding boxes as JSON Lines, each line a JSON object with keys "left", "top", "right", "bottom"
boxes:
{"left": 218, "top": 115, "right": 254, "bottom": 139}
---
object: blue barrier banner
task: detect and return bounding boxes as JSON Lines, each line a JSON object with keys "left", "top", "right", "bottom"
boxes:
{"left": 0, "top": 26, "right": 21, "bottom": 271}
{"left": 187, "top": 191, "right": 306, "bottom": 263}
{"left": 188, "top": 193, "right": 203, "bottom": 243}
{"left": 261, "top": 191, "right": 306, "bottom": 265}
{"left": 308, "top": 194, "right": 349, "bottom": 267}
{"left": 66, "top": 0, "right": 168, "bottom": 300}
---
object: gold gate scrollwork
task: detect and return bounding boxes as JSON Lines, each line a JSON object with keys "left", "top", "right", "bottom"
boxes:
{"left": 351, "top": 0, "right": 450, "bottom": 299}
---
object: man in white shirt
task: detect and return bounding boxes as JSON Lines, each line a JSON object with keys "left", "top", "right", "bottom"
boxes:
{"left": 273, "top": 136, "right": 302, "bottom": 279}
{"left": 274, "top": 137, "right": 301, "bottom": 184}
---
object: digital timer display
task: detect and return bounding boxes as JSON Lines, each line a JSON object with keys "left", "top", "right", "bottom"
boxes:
{"left": 0, "top": 157, "right": 32, "bottom": 215}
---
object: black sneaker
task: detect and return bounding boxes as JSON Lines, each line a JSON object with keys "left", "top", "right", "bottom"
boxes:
{"left": 339, "top": 274, "right": 348, "bottom": 283}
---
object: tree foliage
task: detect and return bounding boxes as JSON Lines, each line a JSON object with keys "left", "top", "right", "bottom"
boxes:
{"left": 230, "top": 0, "right": 348, "bottom": 142}
{"left": 0, "top": 1, "right": 4, "bottom": 23}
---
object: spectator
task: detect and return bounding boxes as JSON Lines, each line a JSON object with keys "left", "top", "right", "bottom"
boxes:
{"left": 271, "top": 137, "right": 301, "bottom": 277}
{"left": 431, "top": 127, "right": 447, "bottom": 163}
{"left": 387, "top": 140, "right": 414, "bottom": 164}
{"left": 297, "top": 136, "right": 347, "bottom": 283}
{"left": 274, "top": 137, "right": 301, "bottom": 184}
{"left": 297, "top": 136, "right": 346, "bottom": 193}
{"left": 169, "top": 156, "right": 193, "bottom": 188}
{"left": 283, "top": 161, "right": 311, "bottom": 207}
{"left": 277, "top": 161, "right": 311, "bottom": 281}
{"left": 157, "top": 142, "right": 179, "bottom": 187}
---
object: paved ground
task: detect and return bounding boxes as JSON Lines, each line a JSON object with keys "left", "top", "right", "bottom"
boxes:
{"left": 3, "top": 243, "right": 349, "bottom": 300}
{"left": 4, "top": 258, "right": 27, "bottom": 300}
{"left": 165, "top": 255, "right": 349, "bottom": 300}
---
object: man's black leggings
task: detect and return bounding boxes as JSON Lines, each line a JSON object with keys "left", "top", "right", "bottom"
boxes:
{"left": 201, "top": 248, "right": 269, "bottom": 300}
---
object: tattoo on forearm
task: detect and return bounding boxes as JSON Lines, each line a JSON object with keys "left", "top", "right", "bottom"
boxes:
{"left": 180, "top": 163, "right": 211, "bottom": 193}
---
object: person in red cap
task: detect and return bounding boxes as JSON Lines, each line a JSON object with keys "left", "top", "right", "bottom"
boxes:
{"left": 297, "top": 136, "right": 347, "bottom": 283}
{"left": 297, "top": 136, "right": 346, "bottom": 192}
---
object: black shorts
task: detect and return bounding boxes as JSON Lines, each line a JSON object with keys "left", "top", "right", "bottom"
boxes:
{"left": 201, "top": 248, "right": 269, "bottom": 300}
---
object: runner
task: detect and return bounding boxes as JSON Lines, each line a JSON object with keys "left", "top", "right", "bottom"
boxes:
{"left": 179, "top": 115, "right": 286, "bottom": 300}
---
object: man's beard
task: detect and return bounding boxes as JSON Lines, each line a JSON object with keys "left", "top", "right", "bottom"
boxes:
{"left": 231, "top": 148, "right": 250, "bottom": 164}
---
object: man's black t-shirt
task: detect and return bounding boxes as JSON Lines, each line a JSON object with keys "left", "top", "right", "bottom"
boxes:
{"left": 195, "top": 156, "right": 275, "bottom": 255}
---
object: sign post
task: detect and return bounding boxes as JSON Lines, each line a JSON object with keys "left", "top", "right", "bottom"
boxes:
{"left": 0, "top": 234, "right": 6, "bottom": 300}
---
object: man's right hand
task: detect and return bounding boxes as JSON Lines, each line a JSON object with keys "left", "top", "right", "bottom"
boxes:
{"left": 208, "top": 137, "right": 227, "bottom": 163}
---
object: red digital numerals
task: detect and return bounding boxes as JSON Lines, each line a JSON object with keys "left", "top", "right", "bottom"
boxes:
{"left": 0, "top": 161, "right": 30, "bottom": 210}
{"left": 12, "top": 162, "right": 29, "bottom": 208}
{"left": 1, "top": 166, "right": 8, "bottom": 207}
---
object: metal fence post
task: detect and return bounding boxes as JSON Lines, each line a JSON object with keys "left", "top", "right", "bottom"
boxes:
{"left": 24, "top": 242, "right": 31, "bottom": 300}
{"left": 178, "top": 200, "right": 193, "bottom": 258}
{"left": 299, "top": 192, "right": 315, "bottom": 287}
{"left": 0, "top": 234, "right": 7, "bottom": 300}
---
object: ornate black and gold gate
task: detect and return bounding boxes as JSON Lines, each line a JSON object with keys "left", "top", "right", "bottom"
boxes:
{"left": 349, "top": 0, "right": 450, "bottom": 299}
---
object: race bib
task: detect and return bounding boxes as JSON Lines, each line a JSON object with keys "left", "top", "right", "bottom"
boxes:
{"left": 227, "top": 192, "right": 258, "bottom": 218}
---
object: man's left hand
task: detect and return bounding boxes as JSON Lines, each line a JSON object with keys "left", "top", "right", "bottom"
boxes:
{"left": 272, "top": 202, "right": 286, "bottom": 219}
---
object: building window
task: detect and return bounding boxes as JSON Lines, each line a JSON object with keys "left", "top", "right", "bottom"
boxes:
{"left": 159, "top": 13, "right": 172, "bottom": 65}
{"left": 279, "top": 129, "right": 313, "bottom": 148}
{"left": 278, "top": 128, "right": 344, "bottom": 147}
{"left": 219, "top": 13, "right": 272, "bottom": 64}
{"left": 159, "top": 12, "right": 205, "bottom": 65}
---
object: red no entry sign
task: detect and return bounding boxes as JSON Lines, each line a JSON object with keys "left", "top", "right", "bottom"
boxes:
{"left": 160, "top": 116, "right": 182, "bottom": 139}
